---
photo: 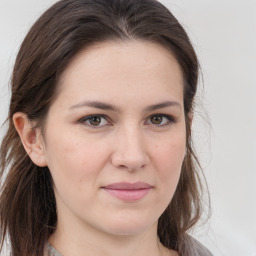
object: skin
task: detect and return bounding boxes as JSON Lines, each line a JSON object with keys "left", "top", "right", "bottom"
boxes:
{"left": 14, "top": 40, "right": 185, "bottom": 256}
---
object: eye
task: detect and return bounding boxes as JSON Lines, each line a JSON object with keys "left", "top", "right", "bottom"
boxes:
{"left": 146, "top": 114, "right": 174, "bottom": 126}
{"left": 79, "top": 115, "right": 110, "bottom": 127}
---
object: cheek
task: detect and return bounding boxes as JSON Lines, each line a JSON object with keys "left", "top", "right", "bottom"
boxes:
{"left": 147, "top": 132, "right": 186, "bottom": 215}
{"left": 44, "top": 132, "right": 109, "bottom": 193}
{"left": 152, "top": 134, "right": 186, "bottom": 186}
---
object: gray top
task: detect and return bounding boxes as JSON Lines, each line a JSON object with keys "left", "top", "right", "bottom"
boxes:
{"left": 180, "top": 236, "right": 213, "bottom": 256}
{"left": 47, "top": 243, "right": 62, "bottom": 256}
{"left": 47, "top": 237, "right": 213, "bottom": 256}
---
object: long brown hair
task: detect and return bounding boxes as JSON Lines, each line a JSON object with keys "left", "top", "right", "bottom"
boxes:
{"left": 0, "top": 0, "right": 208, "bottom": 255}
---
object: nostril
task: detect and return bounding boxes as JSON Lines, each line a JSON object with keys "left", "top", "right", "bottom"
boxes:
{"left": 111, "top": 144, "right": 150, "bottom": 171}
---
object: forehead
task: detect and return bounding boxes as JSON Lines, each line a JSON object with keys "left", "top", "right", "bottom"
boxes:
{"left": 56, "top": 40, "right": 184, "bottom": 108}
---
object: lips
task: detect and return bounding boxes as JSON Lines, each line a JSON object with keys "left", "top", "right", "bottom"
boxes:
{"left": 102, "top": 182, "right": 152, "bottom": 201}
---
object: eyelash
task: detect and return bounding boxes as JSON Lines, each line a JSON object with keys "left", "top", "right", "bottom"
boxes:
{"left": 78, "top": 114, "right": 175, "bottom": 128}
{"left": 78, "top": 114, "right": 110, "bottom": 128}
{"left": 146, "top": 114, "right": 175, "bottom": 127}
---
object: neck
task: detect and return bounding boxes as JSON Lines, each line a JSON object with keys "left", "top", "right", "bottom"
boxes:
{"left": 49, "top": 220, "right": 165, "bottom": 256}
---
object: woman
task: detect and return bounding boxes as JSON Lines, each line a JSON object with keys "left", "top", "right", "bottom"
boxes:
{"left": 0, "top": 0, "right": 212, "bottom": 255}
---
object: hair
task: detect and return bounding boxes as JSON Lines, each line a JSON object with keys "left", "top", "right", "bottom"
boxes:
{"left": 0, "top": 0, "right": 208, "bottom": 255}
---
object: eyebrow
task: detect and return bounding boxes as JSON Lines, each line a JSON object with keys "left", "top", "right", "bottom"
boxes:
{"left": 144, "top": 101, "right": 181, "bottom": 112}
{"left": 69, "top": 100, "right": 181, "bottom": 112}
{"left": 69, "top": 101, "right": 120, "bottom": 112}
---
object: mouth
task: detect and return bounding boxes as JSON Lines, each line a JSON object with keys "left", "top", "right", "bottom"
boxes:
{"left": 102, "top": 182, "right": 153, "bottom": 201}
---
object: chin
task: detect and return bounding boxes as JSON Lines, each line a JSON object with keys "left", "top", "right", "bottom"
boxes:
{"left": 103, "top": 225, "right": 152, "bottom": 236}
{"left": 98, "top": 215, "right": 158, "bottom": 236}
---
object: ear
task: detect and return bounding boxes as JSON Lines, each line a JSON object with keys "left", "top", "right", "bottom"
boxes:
{"left": 13, "top": 112, "right": 47, "bottom": 167}
{"left": 188, "top": 112, "right": 193, "bottom": 127}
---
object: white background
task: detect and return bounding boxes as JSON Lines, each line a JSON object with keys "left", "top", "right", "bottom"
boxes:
{"left": 0, "top": 1, "right": 255, "bottom": 255}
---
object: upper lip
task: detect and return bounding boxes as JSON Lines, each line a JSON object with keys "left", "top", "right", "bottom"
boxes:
{"left": 103, "top": 182, "right": 152, "bottom": 190}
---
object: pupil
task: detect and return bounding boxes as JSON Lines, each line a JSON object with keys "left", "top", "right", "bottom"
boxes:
{"left": 89, "top": 116, "right": 101, "bottom": 125}
{"left": 151, "top": 116, "right": 162, "bottom": 124}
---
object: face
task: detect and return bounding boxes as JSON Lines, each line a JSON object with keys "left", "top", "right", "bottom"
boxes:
{"left": 41, "top": 40, "right": 186, "bottom": 237}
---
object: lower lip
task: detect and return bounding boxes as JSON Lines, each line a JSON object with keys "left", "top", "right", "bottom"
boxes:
{"left": 103, "top": 188, "right": 151, "bottom": 201}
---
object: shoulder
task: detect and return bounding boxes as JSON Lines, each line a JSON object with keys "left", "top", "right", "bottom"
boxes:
{"left": 190, "top": 238, "right": 213, "bottom": 256}
{"left": 45, "top": 242, "right": 63, "bottom": 256}
{"left": 180, "top": 235, "right": 213, "bottom": 256}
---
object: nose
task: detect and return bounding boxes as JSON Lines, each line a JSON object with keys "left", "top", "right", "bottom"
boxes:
{"left": 111, "top": 126, "right": 150, "bottom": 171}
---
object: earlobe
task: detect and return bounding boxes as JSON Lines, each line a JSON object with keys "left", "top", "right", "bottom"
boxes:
{"left": 188, "top": 112, "right": 193, "bottom": 126}
{"left": 13, "top": 112, "right": 47, "bottom": 167}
